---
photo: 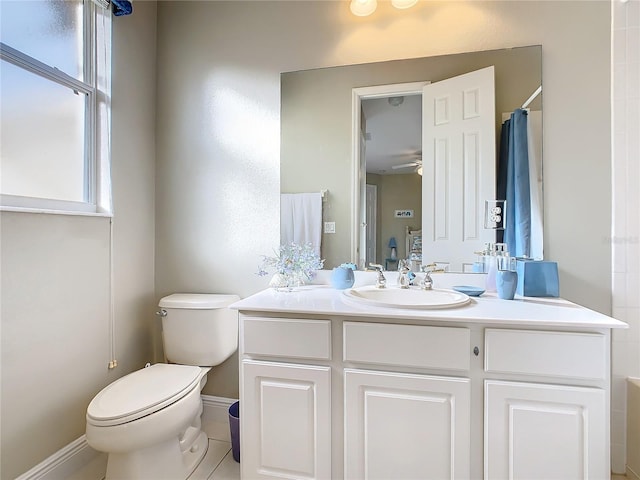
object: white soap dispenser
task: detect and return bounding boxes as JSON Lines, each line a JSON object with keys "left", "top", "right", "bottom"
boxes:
{"left": 485, "top": 243, "right": 506, "bottom": 292}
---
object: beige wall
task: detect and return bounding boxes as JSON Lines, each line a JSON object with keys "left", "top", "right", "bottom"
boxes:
{"left": 376, "top": 174, "right": 422, "bottom": 264}
{"left": 154, "top": 0, "right": 611, "bottom": 402}
{"left": 0, "top": 3, "right": 158, "bottom": 478}
{"left": 362, "top": 172, "right": 422, "bottom": 265}
{"left": 0, "top": 1, "right": 620, "bottom": 475}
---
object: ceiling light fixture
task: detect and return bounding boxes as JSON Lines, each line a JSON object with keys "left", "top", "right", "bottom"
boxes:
{"left": 350, "top": 0, "right": 377, "bottom": 17}
{"left": 388, "top": 96, "right": 405, "bottom": 107}
{"left": 391, "top": 0, "right": 418, "bottom": 9}
{"left": 350, "top": 0, "right": 418, "bottom": 16}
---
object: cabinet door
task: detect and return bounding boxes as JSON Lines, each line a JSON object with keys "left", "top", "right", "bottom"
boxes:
{"left": 344, "top": 369, "right": 471, "bottom": 480}
{"left": 241, "top": 360, "right": 331, "bottom": 480}
{"left": 485, "top": 380, "right": 607, "bottom": 480}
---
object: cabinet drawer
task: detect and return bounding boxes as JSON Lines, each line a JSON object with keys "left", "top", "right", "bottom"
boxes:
{"left": 242, "top": 316, "right": 331, "bottom": 360}
{"left": 343, "top": 322, "right": 471, "bottom": 371}
{"left": 484, "top": 329, "right": 607, "bottom": 380}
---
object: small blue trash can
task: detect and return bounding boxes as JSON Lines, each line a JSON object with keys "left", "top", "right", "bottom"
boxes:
{"left": 228, "top": 401, "right": 240, "bottom": 462}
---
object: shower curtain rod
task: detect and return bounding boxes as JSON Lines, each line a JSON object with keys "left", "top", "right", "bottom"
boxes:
{"left": 522, "top": 85, "right": 542, "bottom": 109}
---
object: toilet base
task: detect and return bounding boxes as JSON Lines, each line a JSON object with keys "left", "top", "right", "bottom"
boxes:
{"left": 87, "top": 367, "right": 212, "bottom": 479}
{"left": 105, "top": 429, "right": 208, "bottom": 480}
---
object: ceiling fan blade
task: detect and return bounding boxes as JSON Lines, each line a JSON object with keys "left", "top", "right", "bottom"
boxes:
{"left": 393, "top": 147, "right": 422, "bottom": 155}
{"left": 392, "top": 162, "right": 419, "bottom": 169}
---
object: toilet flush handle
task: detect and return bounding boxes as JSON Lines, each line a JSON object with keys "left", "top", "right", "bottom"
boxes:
{"left": 156, "top": 309, "right": 167, "bottom": 317}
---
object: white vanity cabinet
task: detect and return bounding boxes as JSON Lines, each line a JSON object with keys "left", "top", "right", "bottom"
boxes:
{"left": 240, "top": 316, "right": 332, "bottom": 479}
{"left": 241, "top": 360, "right": 331, "bottom": 479}
{"left": 483, "top": 328, "right": 609, "bottom": 479}
{"left": 240, "top": 315, "right": 475, "bottom": 479}
{"left": 234, "top": 288, "right": 625, "bottom": 480}
{"left": 485, "top": 380, "right": 606, "bottom": 479}
{"left": 344, "top": 369, "right": 470, "bottom": 480}
{"left": 343, "top": 322, "right": 472, "bottom": 480}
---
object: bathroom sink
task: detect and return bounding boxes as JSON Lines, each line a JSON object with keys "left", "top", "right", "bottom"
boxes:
{"left": 342, "top": 285, "right": 471, "bottom": 309}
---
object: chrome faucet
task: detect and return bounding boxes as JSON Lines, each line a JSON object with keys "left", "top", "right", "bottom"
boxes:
{"left": 368, "top": 263, "right": 387, "bottom": 288}
{"left": 419, "top": 264, "right": 434, "bottom": 290}
{"left": 397, "top": 259, "right": 412, "bottom": 289}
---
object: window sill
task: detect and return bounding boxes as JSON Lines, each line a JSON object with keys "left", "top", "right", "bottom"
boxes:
{"left": 0, "top": 205, "right": 113, "bottom": 218}
{"left": 0, "top": 194, "right": 113, "bottom": 217}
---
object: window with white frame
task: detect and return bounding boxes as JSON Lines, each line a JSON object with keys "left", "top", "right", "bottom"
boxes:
{"left": 0, "top": 0, "right": 112, "bottom": 214}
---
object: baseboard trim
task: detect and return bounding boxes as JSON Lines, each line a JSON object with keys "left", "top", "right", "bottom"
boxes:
{"left": 201, "top": 394, "right": 237, "bottom": 413}
{"left": 201, "top": 394, "right": 237, "bottom": 442}
{"left": 15, "top": 395, "right": 237, "bottom": 480}
{"left": 628, "top": 466, "right": 640, "bottom": 480}
{"left": 15, "top": 435, "right": 103, "bottom": 480}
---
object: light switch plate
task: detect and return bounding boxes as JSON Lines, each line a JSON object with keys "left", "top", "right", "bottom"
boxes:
{"left": 324, "top": 222, "right": 336, "bottom": 234}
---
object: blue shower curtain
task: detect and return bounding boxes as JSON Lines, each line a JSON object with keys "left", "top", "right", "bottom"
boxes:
{"left": 498, "top": 109, "right": 531, "bottom": 258}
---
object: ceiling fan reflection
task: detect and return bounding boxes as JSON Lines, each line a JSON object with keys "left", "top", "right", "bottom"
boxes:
{"left": 392, "top": 158, "right": 423, "bottom": 175}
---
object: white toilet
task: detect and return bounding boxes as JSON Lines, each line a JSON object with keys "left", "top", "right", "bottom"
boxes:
{"left": 86, "top": 293, "right": 240, "bottom": 480}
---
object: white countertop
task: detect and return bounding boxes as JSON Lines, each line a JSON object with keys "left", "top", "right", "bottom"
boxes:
{"left": 231, "top": 285, "right": 628, "bottom": 330}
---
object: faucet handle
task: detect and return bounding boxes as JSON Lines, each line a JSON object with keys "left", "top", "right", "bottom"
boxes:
{"left": 419, "top": 264, "right": 434, "bottom": 290}
{"left": 368, "top": 263, "right": 387, "bottom": 288}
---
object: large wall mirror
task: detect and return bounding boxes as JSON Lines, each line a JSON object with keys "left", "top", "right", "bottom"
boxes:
{"left": 281, "top": 46, "right": 542, "bottom": 271}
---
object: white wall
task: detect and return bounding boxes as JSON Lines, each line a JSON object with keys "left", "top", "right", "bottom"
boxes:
{"left": 155, "top": 0, "right": 612, "bottom": 399}
{"left": 0, "top": 3, "right": 158, "bottom": 478}
{"left": 611, "top": 0, "right": 640, "bottom": 473}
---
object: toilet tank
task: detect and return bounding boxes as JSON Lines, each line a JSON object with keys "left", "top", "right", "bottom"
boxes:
{"left": 158, "top": 293, "right": 240, "bottom": 366}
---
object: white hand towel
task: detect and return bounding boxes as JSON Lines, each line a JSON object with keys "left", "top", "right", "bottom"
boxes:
{"left": 280, "top": 193, "right": 322, "bottom": 256}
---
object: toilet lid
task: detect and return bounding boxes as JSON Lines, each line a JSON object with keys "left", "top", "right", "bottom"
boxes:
{"left": 87, "top": 364, "right": 203, "bottom": 427}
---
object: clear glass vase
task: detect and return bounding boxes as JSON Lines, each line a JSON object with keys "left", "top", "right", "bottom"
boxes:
{"left": 269, "top": 271, "right": 305, "bottom": 292}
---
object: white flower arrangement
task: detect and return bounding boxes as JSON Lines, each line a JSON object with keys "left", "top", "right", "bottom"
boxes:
{"left": 257, "top": 242, "right": 324, "bottom": 290}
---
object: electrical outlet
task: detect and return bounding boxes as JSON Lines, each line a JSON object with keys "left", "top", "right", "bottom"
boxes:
{"left": 324, "top": 222, "right": 336, "bottom": 234}
{"left": 484, "top": 200, "right": 506, "bottom": 229}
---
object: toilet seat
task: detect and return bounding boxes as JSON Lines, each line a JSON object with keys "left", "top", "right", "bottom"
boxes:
{"left": 87, "top": 364, "right": 203, "bottom": 427}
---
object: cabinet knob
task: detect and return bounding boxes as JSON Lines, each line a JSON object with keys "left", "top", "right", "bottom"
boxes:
{"left": 473, "top": 346, "right": 480, "bottom": 356}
